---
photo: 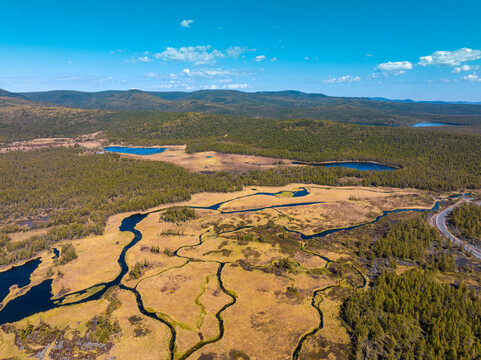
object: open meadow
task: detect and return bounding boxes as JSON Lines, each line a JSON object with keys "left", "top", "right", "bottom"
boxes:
{"left": 2, "top": 184, "right": 464, "bottom": 360}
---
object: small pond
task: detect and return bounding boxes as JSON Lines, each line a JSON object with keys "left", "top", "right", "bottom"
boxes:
{"left": 411, "top": 122, "right": 452, "bottom": 127}
{"left": 293, "top": 161, "right": 395, "bottom": 171}
{"left": 104, "top": 146, "right": 166, "bottom": 155}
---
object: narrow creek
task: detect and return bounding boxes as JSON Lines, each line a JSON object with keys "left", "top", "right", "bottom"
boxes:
{"left": 0, "top": 188, "right": 455, "bottom": 359}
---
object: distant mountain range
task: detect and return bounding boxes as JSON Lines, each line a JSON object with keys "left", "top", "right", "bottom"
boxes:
{"left": 1, "top": 88, "right": 480, "bottom": 127}
{"left": 369, "top": 97, "right": 481, "bottom": 105}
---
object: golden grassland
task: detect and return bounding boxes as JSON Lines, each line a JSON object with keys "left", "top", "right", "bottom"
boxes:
{"left": 50, "top": 213, "right": 135, "bottom": 296}
{"left": 114, "top": 144, "right": 299, "bottom": 173}
{"left": 137, "top": 261, "right": 228, "bottom": 355}
{"left": 8, "top": 228, "right": 51, "bottom": 243}
{"left": 101, "top": 288, "right": 172, "bottom": 360}
{"left": 0, "top": 184, "right": 451, "bottom": 359}
{"left": 296, "top": 286, "right": 351, "bottom": 360}
{"left": 0, "top": 132, "right": 103, "bottom": 153}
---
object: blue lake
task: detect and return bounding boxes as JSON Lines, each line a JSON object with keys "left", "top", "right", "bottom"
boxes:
{"left": 293, "top": 161, "right": 395, "bottom": 171}
{"left": 0, "top": 258, "right": 41, "bottom": 303}
{"left": 104, "top": 146, "right": 166, "bottom": 155}
{"left": 323, "top": 162, "right": 395, "bottom": 171}
{"left": 411, "top": 122, "right": 451, "bottom": 127}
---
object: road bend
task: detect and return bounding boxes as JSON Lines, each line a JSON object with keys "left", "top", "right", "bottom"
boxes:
{"left": 434, "top": 199, "right": 481, "bottom": 260}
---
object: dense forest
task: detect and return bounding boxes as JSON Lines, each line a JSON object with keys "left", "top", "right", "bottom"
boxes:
{"left": 0, "top": 97, "right": 111, "bottom": 142}
{"left": 0, "top": 145, "right": 408, "bottom": 265}
{"left": 450, "top": 202, "right": 481, "bottom": 240}
{"left": 160, "top": 206, "right": 196, "bottom": 222}
{"left": 1, "top": 90, "right": 481, "bottom": 359}
{"left": 342, "top": 269, "right": 481, "bottom": 359}
{"left": 104, "top": 111, "right": 481, "bottom": 191}
{"left": 2, "top": 96, "right": 481, "bottom": 192}
{"left": 1, "top": 101, "right": 480, "bottom": 266}
{"left": 0, "top": 147, "right": 244, "bottom": 265}
{"left": 374, "top": 216, "right": 455, "bottom": 268}
{"left": 3, "top": 89, "right": 481, "bottom": 128}
{"left": 355, "top": 215, "right": 457, "bottom": 272}
{"left": 2, "top": 92, "right": 481, "bottom": 143}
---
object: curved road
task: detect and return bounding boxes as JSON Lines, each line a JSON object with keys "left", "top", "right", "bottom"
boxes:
{"left": 434, "top": 199, "right": 481, "bottom": 260}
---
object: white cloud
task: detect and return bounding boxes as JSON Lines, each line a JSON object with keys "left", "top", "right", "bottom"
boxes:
{"left": 255, "top": 55, "right": 266, "bottom": 62}
{"left": 419, "top": 48, "right": 481, "bottom": 67}
{"left": 304, "top": 57, "right": 310, "bottom": 60}
{"left": 152, "top": 83, "right": 177, "bottom": 89}
{"left": 202, "top": 84, "right": 219, "bottom": 90}
{"left": 201, "top": 83, "right": 250, "bottom": 90}
{"left": 152, "top": 80, "right": 194, "bottom": 90}
{"left": 67, "top": 60, "right": 72, "bottom": 65}
{"left": 452, "top": 64, "right": 479, "bottom": 73}
{"left": 97, "top": 76, "right": 115, "bottom": 84}
{"left": 56, "top": 76, "right": 89, "bottom": 82}
{"left": 55, "top": 75, "right": 115, "bottom": 84}
{"left": 226, "top": 83, "right": 249, "bottom": 89}
{"left": 322, "top": 75, "right": 361, "bottom": 84}
{"left": 270, "top": 57, "right": 278, "bottom": 62}
{"left": 182, "top": 68, "right": 237, "bottom": 78}
{"left": 464, "top": 73, "right": 481, "bottom": 82}
{"left": 180, "top": 19, "right": 193, "bottom": 28}
{"left": 376, "top": 61, "right": 413, "bottom": 75}
{"left": 154, "top": 46, "right": 247, "bottom": 65}
{"left": 138, "top": 56, "right": 153, "bottom": 63}
{"left": 144, "top": 72, "right": 159, "bottom": 78}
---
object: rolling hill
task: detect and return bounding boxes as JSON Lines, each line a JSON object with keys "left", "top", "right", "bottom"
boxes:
{"left": 1, "top": 88, "right": 480, "bottom": 127}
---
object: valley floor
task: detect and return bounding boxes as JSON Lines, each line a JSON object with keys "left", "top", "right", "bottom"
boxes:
{"left": 1, "top": 184, "right": 459, "bottom": 360}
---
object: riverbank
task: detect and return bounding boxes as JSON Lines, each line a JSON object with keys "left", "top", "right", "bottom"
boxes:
{"left": 0, "top": 185, "right": 457, "bottom": 359}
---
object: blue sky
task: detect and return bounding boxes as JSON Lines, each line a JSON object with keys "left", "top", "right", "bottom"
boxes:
{"left": 1, "top": 0, "right": 481, "bottom": 101}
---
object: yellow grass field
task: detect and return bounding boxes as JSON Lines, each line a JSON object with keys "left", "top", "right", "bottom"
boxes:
{"left": 0, "top": 184, "right": 443, "bottom": 359}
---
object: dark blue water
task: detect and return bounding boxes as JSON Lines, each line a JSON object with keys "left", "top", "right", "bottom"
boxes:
{"left": 0, "top": 213, "right": 147, "bottom": 325}
{"left": 104, "top": 146, "right": 166, "bottom": 155}
{"left": 0, "top": 189, "right": 449, "bottom": 325}
{"left": 0, "top": 258, "right": 41, "bottom": 303}
{"left": 411, "top": 122, "right": 451, "bottom": 127}
{"left": 0, "top": 279, "right": 54, "bottom": 324}
{"left": 323, "top": 162, "right": 395, "bottom": 171}
{"left": 292, "top": 161, "right": 395, "bottom": 171}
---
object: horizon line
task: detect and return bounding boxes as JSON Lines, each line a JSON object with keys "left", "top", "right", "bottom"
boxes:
{"left": 1, "top": 87, "right": 480, "bottom": 105}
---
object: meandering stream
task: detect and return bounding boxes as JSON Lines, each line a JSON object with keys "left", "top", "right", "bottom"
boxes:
{"left": 0, "top": 188, "right": 453, "bottom": 358}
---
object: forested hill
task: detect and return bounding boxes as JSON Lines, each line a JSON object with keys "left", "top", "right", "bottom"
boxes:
{"left": 2, "top": 88, "right": 481, "bottom": 127}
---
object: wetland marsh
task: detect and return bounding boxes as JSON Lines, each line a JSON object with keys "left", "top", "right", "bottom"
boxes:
{"left": 0, "top": 185, "right": 449, "bottom": 359}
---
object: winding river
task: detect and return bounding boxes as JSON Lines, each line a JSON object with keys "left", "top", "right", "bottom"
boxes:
{"left": 0, "top": 188, "right": 454, "bottom": 358}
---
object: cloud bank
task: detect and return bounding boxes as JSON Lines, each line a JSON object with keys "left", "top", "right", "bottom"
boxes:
{"left": 376, "top": 61, "right": 413, "bottom": 75}
{"left": 419, "top": 48, "right": 481, "bottom": 67}
{"left": 154, "top": 46, "right": 247, "bottom": 65}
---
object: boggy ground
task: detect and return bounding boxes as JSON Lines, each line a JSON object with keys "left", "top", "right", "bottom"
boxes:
{"left": 110, "top": 144, "right": 301, "bottom": 173}
{"left": 0, "top": 185, "right": 442, "bottom": 359}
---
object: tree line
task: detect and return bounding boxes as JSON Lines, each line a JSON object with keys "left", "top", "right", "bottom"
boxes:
{"left": 450, "top": 202, "right": 481, "bottom": 240}
{"left": 341, "top": 269, "right": 481, "bottom": 359}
